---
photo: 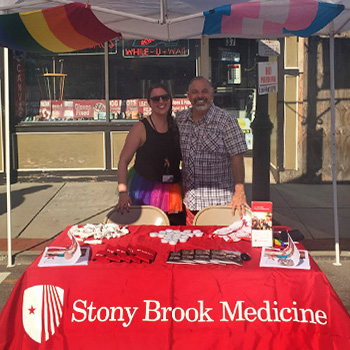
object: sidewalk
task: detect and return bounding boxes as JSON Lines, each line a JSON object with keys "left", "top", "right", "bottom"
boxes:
{"left": 0, "top": 158, "right": 349, "bottom": 262}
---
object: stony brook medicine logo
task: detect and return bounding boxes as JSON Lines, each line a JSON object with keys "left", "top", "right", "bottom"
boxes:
{"left": 22, "top": 285, "right": 64, "bottom": 343}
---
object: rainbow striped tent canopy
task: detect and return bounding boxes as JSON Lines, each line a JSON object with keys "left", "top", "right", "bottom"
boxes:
{"left": 0, "top": 0, "right": 346, "bottom": 47}
{"left": 0, "top": 2, "right": 120, "bottom": 53}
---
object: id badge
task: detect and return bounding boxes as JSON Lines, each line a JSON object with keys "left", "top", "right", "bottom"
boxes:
{"left": 162, "top": 174, "right": 174, "bottom": 183}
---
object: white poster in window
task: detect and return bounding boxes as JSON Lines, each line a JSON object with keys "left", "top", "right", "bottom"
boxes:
{"left": 258, "top": 40, "right": 280, "bottom": 57}
{"left": 228, "top": 64, "right": 241, "bottom": 84}
{"left": 258, "top": 61, "right": 278, "bottom": 95}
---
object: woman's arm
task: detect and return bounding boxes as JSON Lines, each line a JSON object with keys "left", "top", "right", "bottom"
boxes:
{"left": 116, "top": 122, "right": 146, "bottom": 212}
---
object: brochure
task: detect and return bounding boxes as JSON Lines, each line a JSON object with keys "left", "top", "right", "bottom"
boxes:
{"left": 38, "top": 229, "right": 89, "bottom": 267}
{"left": 167, "top": 249, "right": 243, "bottom": 266}
{"left": 251, "top": 201, "right": 273, "bottom": 247}
{"left": 38, "top": 246, "right": 90, "bottom": 267}
{"left": 166, "top": 251, "right": 187, "bottom": 264}
{"left": 259, "top": 234, "right": 310, "bottom": 270}
{"left": 193, "top": 249, "right": 211, "bottom": 264}
{"left": 210, "top": 250, "right": 243, "bottom": 266}
{"left": 179, "top": 250, "right": 196, "bottom": 264}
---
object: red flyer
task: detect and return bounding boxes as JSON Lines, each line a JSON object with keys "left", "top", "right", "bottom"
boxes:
{"left": 127, "top": 245, "right": 157, "bottom": 263}
{"left": 251, "top": 201, "right": 273, "bottom": 247}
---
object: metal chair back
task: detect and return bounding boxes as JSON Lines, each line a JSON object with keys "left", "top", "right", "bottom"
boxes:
{"left": 193, "top": 205, "right": 251, "bottom": 226}
{"left": 104, "top": 205, "right": 170, "bottom": 226}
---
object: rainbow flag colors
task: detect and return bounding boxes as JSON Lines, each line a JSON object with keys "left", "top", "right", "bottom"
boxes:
{"left": 0, "top": 2, "right": 120, "bottom": 53}
{"left": 203, "top": 0, "right": 344, "bottom": 38}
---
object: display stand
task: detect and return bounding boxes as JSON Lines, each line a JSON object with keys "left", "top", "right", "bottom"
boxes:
{"left": 37, "top": 73, "right": 67, "bottom": 100}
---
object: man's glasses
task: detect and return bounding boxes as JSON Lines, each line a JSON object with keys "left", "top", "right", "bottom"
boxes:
{"left": 150, "top": 94, "right": 170, "bottom": 102}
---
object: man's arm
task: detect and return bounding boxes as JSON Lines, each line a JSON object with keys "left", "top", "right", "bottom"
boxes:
{"left": 229, "top": 153, "right": 250, "bottom": 217}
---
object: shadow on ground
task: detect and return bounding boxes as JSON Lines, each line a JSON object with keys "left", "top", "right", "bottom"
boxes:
{"left": 0, "top": 185, "right": 53, "bottom": 215}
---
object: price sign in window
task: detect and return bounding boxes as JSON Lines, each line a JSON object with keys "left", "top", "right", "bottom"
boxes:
{"left": 227, "top": 64, "right": 241, "bottom": 84}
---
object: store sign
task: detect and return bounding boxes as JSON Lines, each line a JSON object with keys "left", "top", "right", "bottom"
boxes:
{"left": 221, "top": 51, "right": 240, "bottom": 62}
{"left": 258, "top": 40, "right": 280, "bottom": 57}
{"left": 13, "top": 52, "right": 26, "bottom": 118}
{"left": 122, "top": 39, "right": 189, "bottom": 58}
{"left": 258, "top": 62, "right": 278, "bottom": 95}
{"left": 39, "top": 98, "right": 191, "bottom": 121}
{"left": 57, "top": 40, "right": 118, "bottom": 56}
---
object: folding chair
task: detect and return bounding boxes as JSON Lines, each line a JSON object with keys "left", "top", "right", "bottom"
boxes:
{"left": 193, "top": 205, "right": 251, "bottom": 226}
{"left": 104, "top": 205, "right": 170, "bottom": 226}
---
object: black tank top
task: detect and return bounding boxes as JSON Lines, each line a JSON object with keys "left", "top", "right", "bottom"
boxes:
{"left": 134, "top": 118, "right": 181, "bottom": 183}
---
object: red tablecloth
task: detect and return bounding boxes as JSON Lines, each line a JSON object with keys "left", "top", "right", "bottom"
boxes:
{"left": 0, "top": 225, "right": 349, "bottom": 350}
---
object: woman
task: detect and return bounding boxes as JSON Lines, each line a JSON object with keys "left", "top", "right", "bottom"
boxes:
{"left": 116, "top": 83, "right": 183, "bottom": 224}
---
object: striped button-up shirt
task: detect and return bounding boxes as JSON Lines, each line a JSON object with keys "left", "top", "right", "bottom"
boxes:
{"left": 176, "top": 104, "right": 248, "bottom": 211}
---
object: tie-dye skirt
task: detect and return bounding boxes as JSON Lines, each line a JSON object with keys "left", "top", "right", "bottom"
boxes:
{"left": 127, "top": 167, "right": 183, "bottom": 214}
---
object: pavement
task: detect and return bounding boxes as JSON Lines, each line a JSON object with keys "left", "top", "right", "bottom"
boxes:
{"left": 0, "top": 157, "right": 350, "bottom": 264}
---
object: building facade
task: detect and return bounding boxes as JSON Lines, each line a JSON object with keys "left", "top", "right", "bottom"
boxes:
{"left": 0, "top": 36, "right": 349, "bottom": 183}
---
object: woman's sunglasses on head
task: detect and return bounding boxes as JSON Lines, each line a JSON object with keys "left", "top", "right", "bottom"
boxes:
{"left": 150, "top": 94, "right": 170, "bottom": 102}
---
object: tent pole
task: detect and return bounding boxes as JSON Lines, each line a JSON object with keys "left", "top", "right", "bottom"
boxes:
{"left": 104, "top": 43, "right": 110, "bottom": 122}
{"left": 329, "top": 31, "right": 341, "bottom": 266}
{"left": 160, "top": 0, "right": 166, "bottom": 24}
{"left": 4, "top": 47, "right": 14, "bottom": 267}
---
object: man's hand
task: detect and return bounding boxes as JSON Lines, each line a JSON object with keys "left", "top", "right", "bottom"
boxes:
{"left": 230, "top": 154, "right": 250, "bottom": 218}
{"left": 228, "top": 185, "right": 250, "bottom": 218}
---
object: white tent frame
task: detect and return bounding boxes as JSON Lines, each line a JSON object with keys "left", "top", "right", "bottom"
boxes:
{"left": 3, "top": 47, "right": 14, "bottom": 267}
{"left": 1, "top": 0, "right": 347, "bottom": 267}
{"left": 329, "top": 29, "right": 341, "bottom": 266}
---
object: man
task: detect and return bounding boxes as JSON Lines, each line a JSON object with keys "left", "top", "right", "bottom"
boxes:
{"left": 176, "top": 76, "right": 249, "bottom": 225}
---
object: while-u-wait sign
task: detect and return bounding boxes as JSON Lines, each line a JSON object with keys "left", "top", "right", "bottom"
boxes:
{"left": 258, "top": 62, "right": 278, "bottom": 95}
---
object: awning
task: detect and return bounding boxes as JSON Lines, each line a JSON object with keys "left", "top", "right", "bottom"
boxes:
{"left": 203, "top": 1, "right": 344, "bottom": 37}
{"left": 0, "top": 1, "right": 347, "bottom": 45}
{"left": 0, "top": 2, "right": 120, "bottom": 53}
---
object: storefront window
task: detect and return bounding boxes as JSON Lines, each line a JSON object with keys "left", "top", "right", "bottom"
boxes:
{"left": 12, "top": 39, "right": 199, "bottom": 123}
{"left": 11, "top": 38, "right": 256, "bottom": 149}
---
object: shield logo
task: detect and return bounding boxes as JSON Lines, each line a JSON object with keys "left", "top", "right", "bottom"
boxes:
{"left": 22, "top": 285, "right": 64, "bottom": 343}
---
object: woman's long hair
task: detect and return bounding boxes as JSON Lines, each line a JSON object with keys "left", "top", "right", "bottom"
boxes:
{"left": 146, "top": 83, "right": 179, "bottom": 141}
